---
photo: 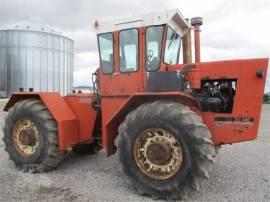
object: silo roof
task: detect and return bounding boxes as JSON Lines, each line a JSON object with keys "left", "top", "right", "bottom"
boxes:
{"left": 0, "top": 20, "right": 70, "bottom": 38}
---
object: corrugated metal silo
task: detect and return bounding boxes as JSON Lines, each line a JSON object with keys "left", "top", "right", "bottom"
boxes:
{"left": 0, "top": 21, "right": 73, "bottom": 97}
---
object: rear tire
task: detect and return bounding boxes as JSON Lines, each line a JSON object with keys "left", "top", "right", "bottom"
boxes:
{"left": 118, "top": 101, "right": 215, "bottom": 199}
{"left": 3, "top": 98, "right": 66, "bottom": 173}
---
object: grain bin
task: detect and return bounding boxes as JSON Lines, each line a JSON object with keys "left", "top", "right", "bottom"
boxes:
{"left": 0, "top": 21, "right": 73, "bottom": 97}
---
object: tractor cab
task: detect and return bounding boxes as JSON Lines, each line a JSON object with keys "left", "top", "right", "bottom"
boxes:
{"left": 94, "top": 9, "right": 195, "bottom": 96}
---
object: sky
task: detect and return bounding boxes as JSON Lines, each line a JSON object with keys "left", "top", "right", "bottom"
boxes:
{"left": 0, "top": 0, "right": 269, "bottom": 92}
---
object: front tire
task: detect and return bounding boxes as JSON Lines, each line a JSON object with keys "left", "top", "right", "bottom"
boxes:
{"left": 118, "top": 101, "right": 215, "bottom": 199}
{"left": 3, "top": 99, "right": 65, "bottom": 173}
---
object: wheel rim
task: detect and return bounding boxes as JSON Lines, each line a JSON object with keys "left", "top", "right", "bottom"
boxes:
{"left": 133, "top": 128, "right": 183, "bottom": 180}
{"left": 13, "top": 119, "right": 40, "bottom": 156}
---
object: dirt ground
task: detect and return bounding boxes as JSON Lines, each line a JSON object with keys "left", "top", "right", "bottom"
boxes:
{"left": 0, "top": 99, "right": 269, "bottom": 202}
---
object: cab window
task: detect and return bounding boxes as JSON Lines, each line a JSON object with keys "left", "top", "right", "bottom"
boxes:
{"left": 164, "top": 27, "right": 181, "bottom": 65}
{"left": 119, "top": 29, "right": 139, "bottom": 72}
{"left": 146, "top": 26, "right": 164, "bottom": 71}
{"left": 98, "top": 33, "right": 114, "bottom": 74}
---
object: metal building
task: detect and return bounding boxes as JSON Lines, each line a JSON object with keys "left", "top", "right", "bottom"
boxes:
{"left": 0, "top": 21, "right": 73, "bottom": 97}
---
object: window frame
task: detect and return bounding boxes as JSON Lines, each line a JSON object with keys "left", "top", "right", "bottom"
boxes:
{"left": 163, "top": 26, "right": 182, "bottom": 66}
{"left": 118, "top": 28, "right": 140, "bottom": 73}
{"left": 145, "top": 25, "right": 165, "bottom": 72}
{"left": 97, "top": 32, "right": 114, "bottom": 74}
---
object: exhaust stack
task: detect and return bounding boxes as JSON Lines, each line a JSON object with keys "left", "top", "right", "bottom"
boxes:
{"left": 190, "top": 17, "right": 203, "bottom": 63}
{"left": 182, "top": 19, "right": 192, "bottom": 64}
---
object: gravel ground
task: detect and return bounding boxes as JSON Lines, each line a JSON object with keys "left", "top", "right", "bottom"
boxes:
{"left": 0, "top": 99, "right": 269, "bottom": 202}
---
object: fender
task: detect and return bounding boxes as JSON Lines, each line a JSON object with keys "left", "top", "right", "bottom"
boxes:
{"left": 4, "top": 92, "right": 80, "bottom": 150}
{"left": 105, "top": 92, "right": 201, "bottom": 156}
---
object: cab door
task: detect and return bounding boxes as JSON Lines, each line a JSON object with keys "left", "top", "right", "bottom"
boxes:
{"left": 98, "top": 28, "right": 144, "bottom": 96}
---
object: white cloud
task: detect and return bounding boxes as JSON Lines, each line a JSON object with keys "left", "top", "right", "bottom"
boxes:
{"left": 74, "top": 51, "right": 99, "bottom": 72}
{"left": 73, "top": 51, "right": 99, "bottom": 87}
{"left": 65, "top": 29, "right": 97, "bottom": 53}
{"left": 73, "top": 68, "right": 93, "bottom": 87}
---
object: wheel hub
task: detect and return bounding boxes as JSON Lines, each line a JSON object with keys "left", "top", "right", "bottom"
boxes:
{"left": 19, "top": 129, "right": 36, "bottom": 146}
{"left": 146, "top": 142, "right": 171, "bottom": 165}
{"left": 13, "top": 119, "right": 39, "bottom": 156}
{"left": 133, "top": 128, "right": 183, "bottom": 180}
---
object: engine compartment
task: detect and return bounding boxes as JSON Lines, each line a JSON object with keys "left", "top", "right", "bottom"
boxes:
{"left": 195, "top": 79, "right": 237, "bottom": 113}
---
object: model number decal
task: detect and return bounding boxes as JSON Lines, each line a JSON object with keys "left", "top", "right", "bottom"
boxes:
{"left": 214, "top": 117, "right": 254, "bottom": 127}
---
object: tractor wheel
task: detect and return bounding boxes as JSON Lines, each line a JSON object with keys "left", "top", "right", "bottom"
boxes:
{"left": 3, "top": 98, "right": 66, "bottom": 173}
{"left": 72, "top": 141, "right": 102, "bottom": 155}
{"left": 118, "top": 101, "right": 215, "bottom": 200}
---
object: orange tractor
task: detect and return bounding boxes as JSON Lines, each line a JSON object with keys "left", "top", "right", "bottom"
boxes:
{"left": 2, "top": 10, "right": 268, "bottom": 199}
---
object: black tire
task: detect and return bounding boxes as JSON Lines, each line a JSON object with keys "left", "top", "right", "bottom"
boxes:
{"left": 3, "top": 98, "right": 66, "bottom": 173}
{"left": 118, "top": 101, "right": 215, "bottom": 199}
{"left": 72, "top": 142, "right": 102, "bottom": 155}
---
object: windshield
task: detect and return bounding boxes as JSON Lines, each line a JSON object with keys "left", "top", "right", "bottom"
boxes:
{"left": 164, "top": 27, "right": 181, "bottom": 65}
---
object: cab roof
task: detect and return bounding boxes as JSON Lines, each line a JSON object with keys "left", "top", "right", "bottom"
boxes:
{"left": 94, "top": 9, "right": 190, "bottom": 38}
